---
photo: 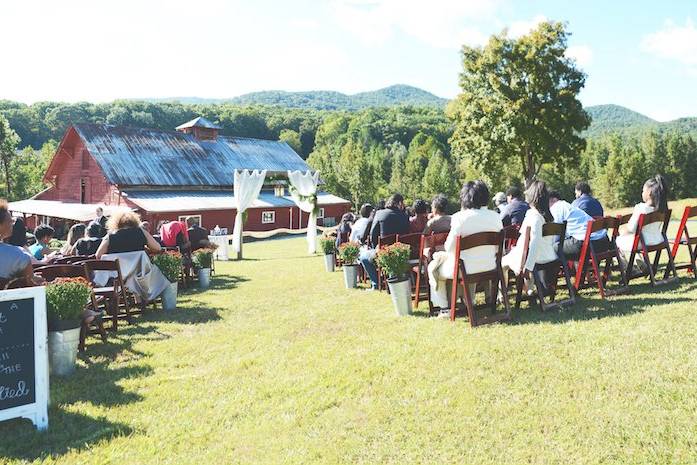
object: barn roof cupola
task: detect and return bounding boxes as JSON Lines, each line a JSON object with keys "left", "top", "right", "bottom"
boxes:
{"left": 175, "top": 116, "right": 221, "bottom": 141}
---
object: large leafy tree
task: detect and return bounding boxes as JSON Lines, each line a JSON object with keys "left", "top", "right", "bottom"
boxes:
{"left": 0, "top": 115, "right": 21, "bottom": 197}
{"left": 448, "top": 21, "right": 591, "bottom": 186}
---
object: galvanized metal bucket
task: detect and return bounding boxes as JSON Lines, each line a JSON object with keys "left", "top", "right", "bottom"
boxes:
{"left": 48, "top": 327, "right": 81, "bottom": 376}
{"left": 198, "top": 268, "right": 211, "bottom": 289}
{"left": 387, "top": 277, "right": 413, "bottom": 316}
{"left": 343, "top": 264, "right": 358, "bottom": 289}
{"left": 324, "top": 254, "right": 335, "bottom": 272}
{"left": 161, "top": 281, "right": 178, "bottom": 312}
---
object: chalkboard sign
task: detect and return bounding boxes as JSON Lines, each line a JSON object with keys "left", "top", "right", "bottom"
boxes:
{"left": 0, "top": 287, "right": 48, "bottom": 431}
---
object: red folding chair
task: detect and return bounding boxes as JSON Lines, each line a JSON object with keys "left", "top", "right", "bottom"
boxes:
{"left": 450, "top": 230, "right": 510, "bottom": 327}
{"left": 413, "top": 232, "right": 449, "bottom": 311}
{"left": 502, "top": 224, "right": 520, "bottom": 253}
{"left": 574, "top": 216, "right": 628, "bottom": 298}
{"left": 670, "top": 205, "right": 697, "bottom": 278}
{"left": 624, "top": 210, "right": 678, "bottom": 286}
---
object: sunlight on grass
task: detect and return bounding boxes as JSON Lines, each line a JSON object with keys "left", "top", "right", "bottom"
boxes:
{"left": 1, "top": 237, "right": 697, "bottom": 464}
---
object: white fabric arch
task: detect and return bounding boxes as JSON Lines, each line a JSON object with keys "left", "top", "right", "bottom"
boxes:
{"left": 287, "top": 170, "right": 320, "bottom": 254}
{"left": 232, "top": 169, "right": 267, "bottom": 255}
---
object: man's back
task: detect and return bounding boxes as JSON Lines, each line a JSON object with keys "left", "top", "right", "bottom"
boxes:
{"left": 370, "top": 208, "right": 409, "bottom": 246}
{"left": 572, "top": 194, "right": 604, "bottom": 218}
{"left": 500, "top": 199, "right": 530, "bottom": 226}
{"left": 188, "top": 226, "right": 209, "bottom": 251}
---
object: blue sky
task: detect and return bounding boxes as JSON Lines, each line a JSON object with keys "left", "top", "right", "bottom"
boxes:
{"left": 1, "top": 0, "right": 695, "bottom": 121}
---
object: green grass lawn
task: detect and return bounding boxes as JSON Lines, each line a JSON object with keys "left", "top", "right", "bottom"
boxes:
{"left": 2, "top": 236, "right": 697, "bottom": 464}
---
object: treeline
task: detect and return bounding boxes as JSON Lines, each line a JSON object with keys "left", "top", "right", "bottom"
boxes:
{"left": 1, "top": 100, "right": 696, "bottom": 209}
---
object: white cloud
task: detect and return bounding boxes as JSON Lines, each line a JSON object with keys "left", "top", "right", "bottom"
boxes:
{"left": 507, "top": 14, "right": 546, "bottom": 38}
{"left": 331, "top": 0, "right": 500, "bottom": 48}
{"left": 566, "top": 45, "right": 593, "bottom": 66}
{"left": 641, "top": 18, "right": 697, "bottom": 66}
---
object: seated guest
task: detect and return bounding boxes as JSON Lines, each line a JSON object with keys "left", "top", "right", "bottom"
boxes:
{"left": 29, "top": 224, "right": 56, "bottom": 261}
{"left": 350, "top": 204, "right": 373, "bottom": 244}
{"left": 186, "top": 217, "right": 210, "bottom": 251}
{"left": 409, "top": 199, "right": 430, "bottom": 233}
{"left": 428, "top": 181, "right": 502, "bottom": 318}
{"left": 501, "top": 181, "right": 557, "bottom": 292}
{"left": 74, "top": 223, "right": 104, "bottom": 256}
{"left": 423, "top": 194, "right": 451, "bottom": 234}
{"left": 493, "top": 192, "right": 507, "bottom": 214}
{"left": 616, "top": 175, "right": 669, "bottom": 258}
{"left": 0, "top": 200, "right": 37, "bottom": 284}
{"left": 359, "top": 193, "right": 410, "bottom": 289}
{"left": 61, "top": 223, "right": 86, "bottom": 255}
{"left": 499, "top": 186, "right": 529, "bottom": 226}
{"left": 90, "top": 206, "right": 108, "bottom": 238}
{"left": 335, "top": 213, "right": 354, "bottom": 248}
{"left": 6, "top": 217, "right": 28, "bottom": 247}
{"left": 96, "top": 211, "right": 162, "bottom": 258}
{"left": 159, "top": 220, "right": 190, "bottom": 252}
{"left": 572, "top": 181, "right": 604, "bottom": 218}
{"left": 549, "top": 190, "right": 609, "bottom": 260}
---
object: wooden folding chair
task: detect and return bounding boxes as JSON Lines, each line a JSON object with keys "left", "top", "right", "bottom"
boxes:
{"left": 574, "top": 216, "right": 628, "bottom": 298}
{"left": 5, "top": 277, "right": 33, "bottom": 289}
{"left": 450, "top": 230, "right": 511, "bottom": 327}
{"left": 502, "top": 224, "right": 520, "bottom": 254}
{"left": 82, "top": 259, "right": 133, "bottom": 331}
{"left": 54, "top": 255, "right": 95, "bottom": 264}
{"left": 624, "top": 210, "right": 678, "bottom": 286}
{"left": 34, "top": 264, "right": 108, "bottom": 352}
{"left": 513, "top": 222, "right": 576, "bottom": 311}
{"left": 670, "top": 206, "right": 697, "bottom": 278}
{"left": 413, "top": 232, "right": 449, "bottom": 311}
{"left": 396, "top": 232, "right": 423, "bottom": 293}
{"left": 376, "top": 234, "right": 397, "bottom": 291}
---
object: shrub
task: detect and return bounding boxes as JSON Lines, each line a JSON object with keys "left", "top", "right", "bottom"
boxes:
{"left": 46, "top": 277, "right": 92, "bottom": 322}
{"left": 192, "top": 248, "right": 214, "bottom": 269}
{"left": 338, "top": 242, "right": 361, "bottom": 265}
{"left": 375, "top": 242, "right": 411, "bottom": 279}
{"left": 152, "top": 251, "right": 183, "bottom": 283}
{"left": 319, "top": 236, "right": 336, "bottom": 255}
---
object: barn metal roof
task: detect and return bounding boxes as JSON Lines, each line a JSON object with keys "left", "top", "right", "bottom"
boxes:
{"left": 73, "top": 123, "right": 311, "bottom": 187}
{"left": 175, "top": 117, "right": 221, "bottom": 130}
{"left": 122, "top": 190, "right": 350, "bottom": 213}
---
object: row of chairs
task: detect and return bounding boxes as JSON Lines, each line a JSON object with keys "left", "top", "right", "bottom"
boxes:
{"left": 370, "top": 205, "right": 696, "bottom": 327}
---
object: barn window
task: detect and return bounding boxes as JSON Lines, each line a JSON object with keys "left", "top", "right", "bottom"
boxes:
{"left": 317, "top": 208, "right": 325, "bottom": 219}
{"left": 261, "top": 211, "right": 275, "bottom": 224}
{"left": 178, "top": 214, "right": 201, "bottom": 226}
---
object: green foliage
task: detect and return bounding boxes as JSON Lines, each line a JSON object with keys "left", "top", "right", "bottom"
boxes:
{"left": 192, "top": 248, "right": 214, "bottom": 269}
{"left": 375, "top": 242, "right": 411, "bottom": 279}
{"left": 449, "top": 21, "right": 590, "bottom": 186}
{"left": 337, "top": 241, "right": 360, "bottom": 264}
{"left": 152, "top": 251, "right": 183, "bottom": 283}
{"left": 0, "top": 114, "right": 21, "bottom": 197}
{"left": 45, "top": 277, "right": 91, "bottom": 322}
{"left": 278, "top": 128, "right": 302, "bottom": 153}
{"left": 318, "top": 236, "right": 336, "bottom": 255}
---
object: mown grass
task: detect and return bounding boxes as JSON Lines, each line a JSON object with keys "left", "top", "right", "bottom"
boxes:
{"left": 1, "top": 236, "right": 697, "bottom": 464}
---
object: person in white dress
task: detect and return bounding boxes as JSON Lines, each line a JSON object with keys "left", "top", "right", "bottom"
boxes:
{"left": 427, "top": 180, "right": 503, "bottom": 318}
{"left": 501, "top": 181, "right": 558, "bottom": 293}
{"left": 616, "top": 175, "right": 669, "bottom": 265}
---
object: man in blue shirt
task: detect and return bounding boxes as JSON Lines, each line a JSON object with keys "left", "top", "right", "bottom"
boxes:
{"left": 499, "top": 186, "right": 529, "bottom": 227}
{"left": 549, "top": 191, "right": 609, "bottom": 259}
{"left": 572, "top": 181, "right": 604, "bottom": 218}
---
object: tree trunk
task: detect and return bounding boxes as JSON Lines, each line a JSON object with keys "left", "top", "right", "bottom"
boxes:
{"left": 524, "top": 147, "right": 535, "bottom": 187}
{"left": 1, "top": 156, "right": 10, "bottom": 198}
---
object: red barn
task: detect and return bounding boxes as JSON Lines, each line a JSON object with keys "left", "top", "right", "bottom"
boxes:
{"left": 9, "top": 117, "right": 351, "bottom": 234}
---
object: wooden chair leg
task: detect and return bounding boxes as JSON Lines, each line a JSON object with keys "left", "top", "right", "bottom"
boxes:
{"left": 79, "top": 322, "right": 87, "bottom": 352}
{"left": 413, "top": 262, "right": 422, "bottom": 308}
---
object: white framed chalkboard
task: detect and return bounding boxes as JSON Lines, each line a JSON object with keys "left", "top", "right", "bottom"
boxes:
{"left": 0, "top": 286, "right": 49, "bottom": 431}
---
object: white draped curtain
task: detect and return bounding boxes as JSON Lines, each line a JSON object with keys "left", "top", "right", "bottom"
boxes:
{"left": 232, "top": 169, "right": 267, "bottom": 256}
{"left": 287, "top": 170, "right": 320, "bottom": 254}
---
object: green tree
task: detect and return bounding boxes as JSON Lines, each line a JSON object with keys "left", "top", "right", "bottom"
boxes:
{"left": 279, "top": 129, "right": 302, "bottom": 154}
{"left": 422, "top": 151, "right": 458, "bottom": 200}
{"left": 10, "top": 141, "right": 54, "bottom": 201}
{"left": 449, "top": 21, "right": 590, "bottom": 186}
{"left": 0, "top": 115, "right": 21, "bottom": 197}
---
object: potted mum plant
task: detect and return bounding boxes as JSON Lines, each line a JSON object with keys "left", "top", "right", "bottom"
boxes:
{"left": 338, "top": 242, "right": 361, "bottom": 289}
{"left": 193, "top": 248, "right": 214, "bottom": 289}
{"left": 319, "top": 236, "right": 336, "bottom": 272}
{"left": 375, "top": 242, "right": 413, "bottom": 316}
{"left": 46, "top": 277, "right": 92, "bottom": 376}
{"left": 153, "top": 250, "right": 182, "bottom": 311}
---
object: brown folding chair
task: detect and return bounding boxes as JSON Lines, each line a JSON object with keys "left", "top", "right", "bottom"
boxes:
{"left": 0, "top": 278, "right": 9, "bottom": 289}
{"left": 376, "top": 234, "right": 397, "bottom": 291}
{"left": 413, "top": 232, "right": 449, "bottom": 311}
{"left": 5, "top": 277, "right": 33, "bottom": 289}
{"left": 450, "top": 230, "right": 511, "bottom": 327}
{"left": 670, "top": 206, "right": 697, "bottom": 278}
{"left": 34, "top": 264, "right": 107, "bottom": 352}
{"left": 512, "top": 222, "right": 576, "bottom": 312}
{"left": 396, "top": 232, "right": 423, "bottom": 293}
{"left": 624, "top": 210, "right": 678, "bottom": 286}
{"left": 574, "top": 216, "right": 628, "bottom": 298}
{"left": 82, "top": 259, "right": 133, "bottom": 331}
{"left": 54, "top": 255, "right": 95, "bottom": 264}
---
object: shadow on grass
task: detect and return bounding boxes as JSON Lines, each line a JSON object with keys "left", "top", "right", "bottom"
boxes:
{"left": 179, "top": 274, "right": 250, "bottom": 296}
{"left": 0, "top": 410, "right": 134, "bottom": 462}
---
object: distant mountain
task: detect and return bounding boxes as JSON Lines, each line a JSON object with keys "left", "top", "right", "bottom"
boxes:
{"left": 585, "top": 104, "right": 697, "bottom": 138}
{"left": 147, "top": 85, "right": 449, "bottom": 110}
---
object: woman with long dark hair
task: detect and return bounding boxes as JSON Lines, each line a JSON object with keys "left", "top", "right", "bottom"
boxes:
{"left": 616, "top": 174, "right": 670, "bottom": 255}
{"left": 501, "top": 180, "right": 557, "bottom": 283}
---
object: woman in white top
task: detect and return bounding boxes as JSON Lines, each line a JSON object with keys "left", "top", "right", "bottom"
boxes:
{"left": 616, "top": 175, "right": 669, "bottom": 253}
{"left": 501, "top": 181, "right": 558, "bottom": 282}
{"left": 428, "top": 180, "right": 503, "bottom": 318}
